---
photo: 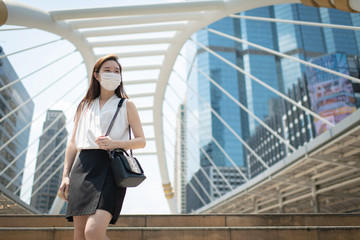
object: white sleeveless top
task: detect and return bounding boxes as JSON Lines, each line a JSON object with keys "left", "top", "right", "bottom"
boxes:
{"left": 75, "top": 95, "right": 129, "bottom": 150}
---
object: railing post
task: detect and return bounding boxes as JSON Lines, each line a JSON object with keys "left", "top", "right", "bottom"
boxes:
{"left": 311, "top": 178, "right": 320, "bottom": 213}
{"left": 277, "top": 187, "right": 284, "bottom": 213}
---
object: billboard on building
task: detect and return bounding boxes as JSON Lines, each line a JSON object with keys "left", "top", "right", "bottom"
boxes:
{"left": 305, "top": 53, "right": 357, "bottom": 135}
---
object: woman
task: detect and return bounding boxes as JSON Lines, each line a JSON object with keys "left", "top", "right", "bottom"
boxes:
{"left": 58, "top": 54, "right": 146, "bottom": 240}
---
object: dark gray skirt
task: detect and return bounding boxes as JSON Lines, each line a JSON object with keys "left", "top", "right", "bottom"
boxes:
{"left": 66, "top": 149, "right": 126, "bottom": 225}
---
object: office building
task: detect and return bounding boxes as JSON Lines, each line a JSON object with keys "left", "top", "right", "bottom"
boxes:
{"left": 186, "top": 167, "right": 211, "bottom": 213}
{"left": 305, "top": 52, "right": 360, "bottom": 134}
{"left": 195, "top": 17, "right": 247, "bottom": 168}
{"left": 246, "top": 98, "right": 286, "bottom": 178}
{"left": 31, "top": 110, "right": 67, "bottom": 213}
{"left": 186, "top": 165, "right": 246, "bottom": 213}
{"left": 275, "top": 5, "right": 360, "bottom": 90}
{"left": 174, "top": 104, "right": 187, "bottom": 214}
{"left": 185, "top": 3, "right": 360, "bottom": 210}
{"left": 0, "top": 46, "right": 34, "bottom": 194}
{"left": 247, "top": 52, "right": 360, "bottom": 178}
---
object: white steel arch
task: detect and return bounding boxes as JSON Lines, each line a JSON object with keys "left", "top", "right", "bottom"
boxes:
{"left": 1, "top": 0, "right": 359, "bottom": 213}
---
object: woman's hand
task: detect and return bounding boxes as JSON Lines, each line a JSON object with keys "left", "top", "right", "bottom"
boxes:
{"left": 58, "top": 177, "right": 70, "bottom": 201}
{"left": 95, "top": 135, "right": 118, "bottom": 150}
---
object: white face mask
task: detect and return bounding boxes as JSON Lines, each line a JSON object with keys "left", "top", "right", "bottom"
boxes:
{"left": 100, "top": 72, "right": 122, "bottom": 91}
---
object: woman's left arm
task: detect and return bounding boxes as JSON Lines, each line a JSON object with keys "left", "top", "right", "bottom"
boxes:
{"left": 124, "top": 100, "right": 146, "bottom": 149}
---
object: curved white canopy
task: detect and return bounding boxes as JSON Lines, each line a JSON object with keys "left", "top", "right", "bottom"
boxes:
{"left": 1, "top": 0, "right": 359, "bottom": 213}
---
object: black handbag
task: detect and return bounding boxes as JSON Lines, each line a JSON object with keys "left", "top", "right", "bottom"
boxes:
{"left": 105, "top": 98, "right": 146, "bottom": 188}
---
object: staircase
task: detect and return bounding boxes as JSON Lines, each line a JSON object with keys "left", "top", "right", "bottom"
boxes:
{"left": 1, "top": 214, "right": 360, "bottom": 240}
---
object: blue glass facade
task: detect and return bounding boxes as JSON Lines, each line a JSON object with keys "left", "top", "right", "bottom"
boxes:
{"left": 194, "top": 7, "right": 284, "bottom": 169}
{"left": 197, "top": 17, "right": 244, "bottom": 167}
{"left": 191, "top": 4, "right": 360, "bottom": 169}
{"left": 275, "top": 4, "right": 327, "bottom": 90}
{"left": 275, "top": 4, "right": 360, "bottom": 91}
{"left": 31, "top": 110, "right": 67, "bottom": 213}
{"left": 0, "top": 46, "right": 34, "bottom": 194}
{"left": 320, "top": 9, "right": 359, "bottom": 55}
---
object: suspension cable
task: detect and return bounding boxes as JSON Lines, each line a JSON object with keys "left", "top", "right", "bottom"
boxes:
{"left": 169, "top": 68, "right": 310, "bottom": 205}
{"left": 0, "top": 50, "right": 77, "bottom": 93}
{"left": 164, "top": 98, "right": 235, "bottom": 191}
{"left": 211, "top": 136, "right": 248, "bottom": 181}
{"left": 28, "top": 136, "right": 68, "bottom": 197}
{"left": 30, "top": 150, "right": 66, "bottom": 198}
{"left": 0, "top": 38, "right": 64, "bottom": 60}
{"left": 0, "top": 77, "right": 87, "bottom": 179}
{"left": 189, "top": 37, "right": 335, "bottom": 127}
{"left": 0, "top": 27, "right": 32, "bottom": 31}
{"left": 163, "top": 90, "right": 236, "bottom": 197}
{"left": 207, "top": 27, "right": 360, "bottom": 85}
{"left": 179, "top": 52, "right": 296, "bottom": 153}
{"left": 164, "top": 126, "right": 223, "bottom": 198}
{"left": 12, "top": 123, "right": 69, "bottom": 192}
{"left": 166, "top": 80, "right": 249, "bottom": 182}
{"left": 0, "top": 61, "right": 84, "bottom": 124}
{"left": 168, "top": 55, "right": 222, "bottom": 196}
{"left": 178, "top": 50, "right": 249, "bottom": 181}
{"left": 162, "top": 137, "right": 208, "bottom": 206}
{"left": 0, "top": 76, "right": 86, "bottom": 155}
{"left": 163, "top": 133, "right": 214, "bottom": 202}
{"left": 172, "top": 70, "right": 270, "bottom": 169}
{"left": 162, "top": 107, "right": 223, "bottom": 197}
{"left": 4, "top": 89, "right": 86, "bottom": 187}
{"left": 230, "top": 14, "right": 360, "bottom": 31}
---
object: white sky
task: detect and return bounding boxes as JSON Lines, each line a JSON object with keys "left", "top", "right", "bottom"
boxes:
{"left": 0, "top": 0, "right": 192, "bottom": 214}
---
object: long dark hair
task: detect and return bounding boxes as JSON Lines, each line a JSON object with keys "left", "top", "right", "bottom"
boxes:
{"left": 75, "top": 54, "right": 128, "bottom": 116}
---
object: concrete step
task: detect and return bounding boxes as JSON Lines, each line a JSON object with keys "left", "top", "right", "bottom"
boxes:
{"left": 1, "top": 214, "right": 360, "bottom": 227}
{"left": 1, "top": 214, "right": 360, "bottom": 240}
{"left": 1, "top": 226, "right": 360, "bottom": 240}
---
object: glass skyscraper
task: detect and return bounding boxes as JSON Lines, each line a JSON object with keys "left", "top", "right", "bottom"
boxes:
{"left": 196, "top": 17, "right": 245, "bottom": 168}
{"left": 192, "top": 6, "right": 284, "bottom": 169}
{"left": 174, "top": 104, "right": 187, "bottom": 214}
{"left": 31, "top": 110, "right": 67, "bottom": 213}
{"left": 185, "top": 3, "right": 360, "bottom": 210}
{"left": 238, "top": 6, "right": 283, "bottom": 136}
{"left": 0, "top": 46, "right": 34, "bottom": 194}
{"left": 275, "top": 4, "right": 360, "bottom": 91}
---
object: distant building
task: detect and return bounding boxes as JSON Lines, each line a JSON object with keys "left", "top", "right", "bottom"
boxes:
{"left": 276, "top": 5, "right": 360, "bottom": 91}
{"left": 185, "top": 3, "right": 360, "bottom": 210}
{"left": 186, "top": 167, "right": 211, "bottom": 213}
{"left": 31, "top": 110, "right": 67, "bottom": 213}
{"left": 246, "top": 99, "right": 287, "bottom": 178}
{"left": 195, "top": 17, "right": 247, "bottom": 168}
{"left": 247, "top": 52, "right": 360, "bottom": 178}
{"left": 0, "top": 46, "right": 34, "bottom": 194}
{"left": 174, "top": 104, "right": 187, "bottom": 214}
{"left": 186, "top": 165, "right": 246, "bottom": 213}
{"left": 305, "top": 53, "right": 360, "bottom": 134}
{"left": 282, "top": 77, "right": 316, "bottom": 151}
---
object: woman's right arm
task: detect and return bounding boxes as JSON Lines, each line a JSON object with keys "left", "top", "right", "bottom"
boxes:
{"left": 58, "top": 109, "right": 81, "bottom": 201}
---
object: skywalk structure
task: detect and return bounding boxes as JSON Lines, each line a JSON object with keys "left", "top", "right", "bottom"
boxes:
{"left": 0, "top": 0, "right": 360, "bottom": 214}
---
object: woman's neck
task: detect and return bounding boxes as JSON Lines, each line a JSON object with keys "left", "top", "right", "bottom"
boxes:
{"left": 99, "top": 91, "right": 114, "bottom": 102}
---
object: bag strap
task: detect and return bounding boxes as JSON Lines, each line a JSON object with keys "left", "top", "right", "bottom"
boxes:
{"left": 105, "top": 98, "right": 134, "bottom": 157}
{"left": 128, "top": 126, "right": 133, "bottom": 157}
{"left": 105, "top": 98, "right": 125, "bottom": 136}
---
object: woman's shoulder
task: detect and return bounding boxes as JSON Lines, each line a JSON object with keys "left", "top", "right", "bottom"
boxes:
{"left": 125, "top": 99, "right": 139, "bottom": 116}
{"left": 111, "top": 95, "right": 127, "bottom": 105}
{"left": 125, "top": 99, "right": 136, "bottom": 108}
{"left": 113, "top": 96, "right": 134, "bottom": 107}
